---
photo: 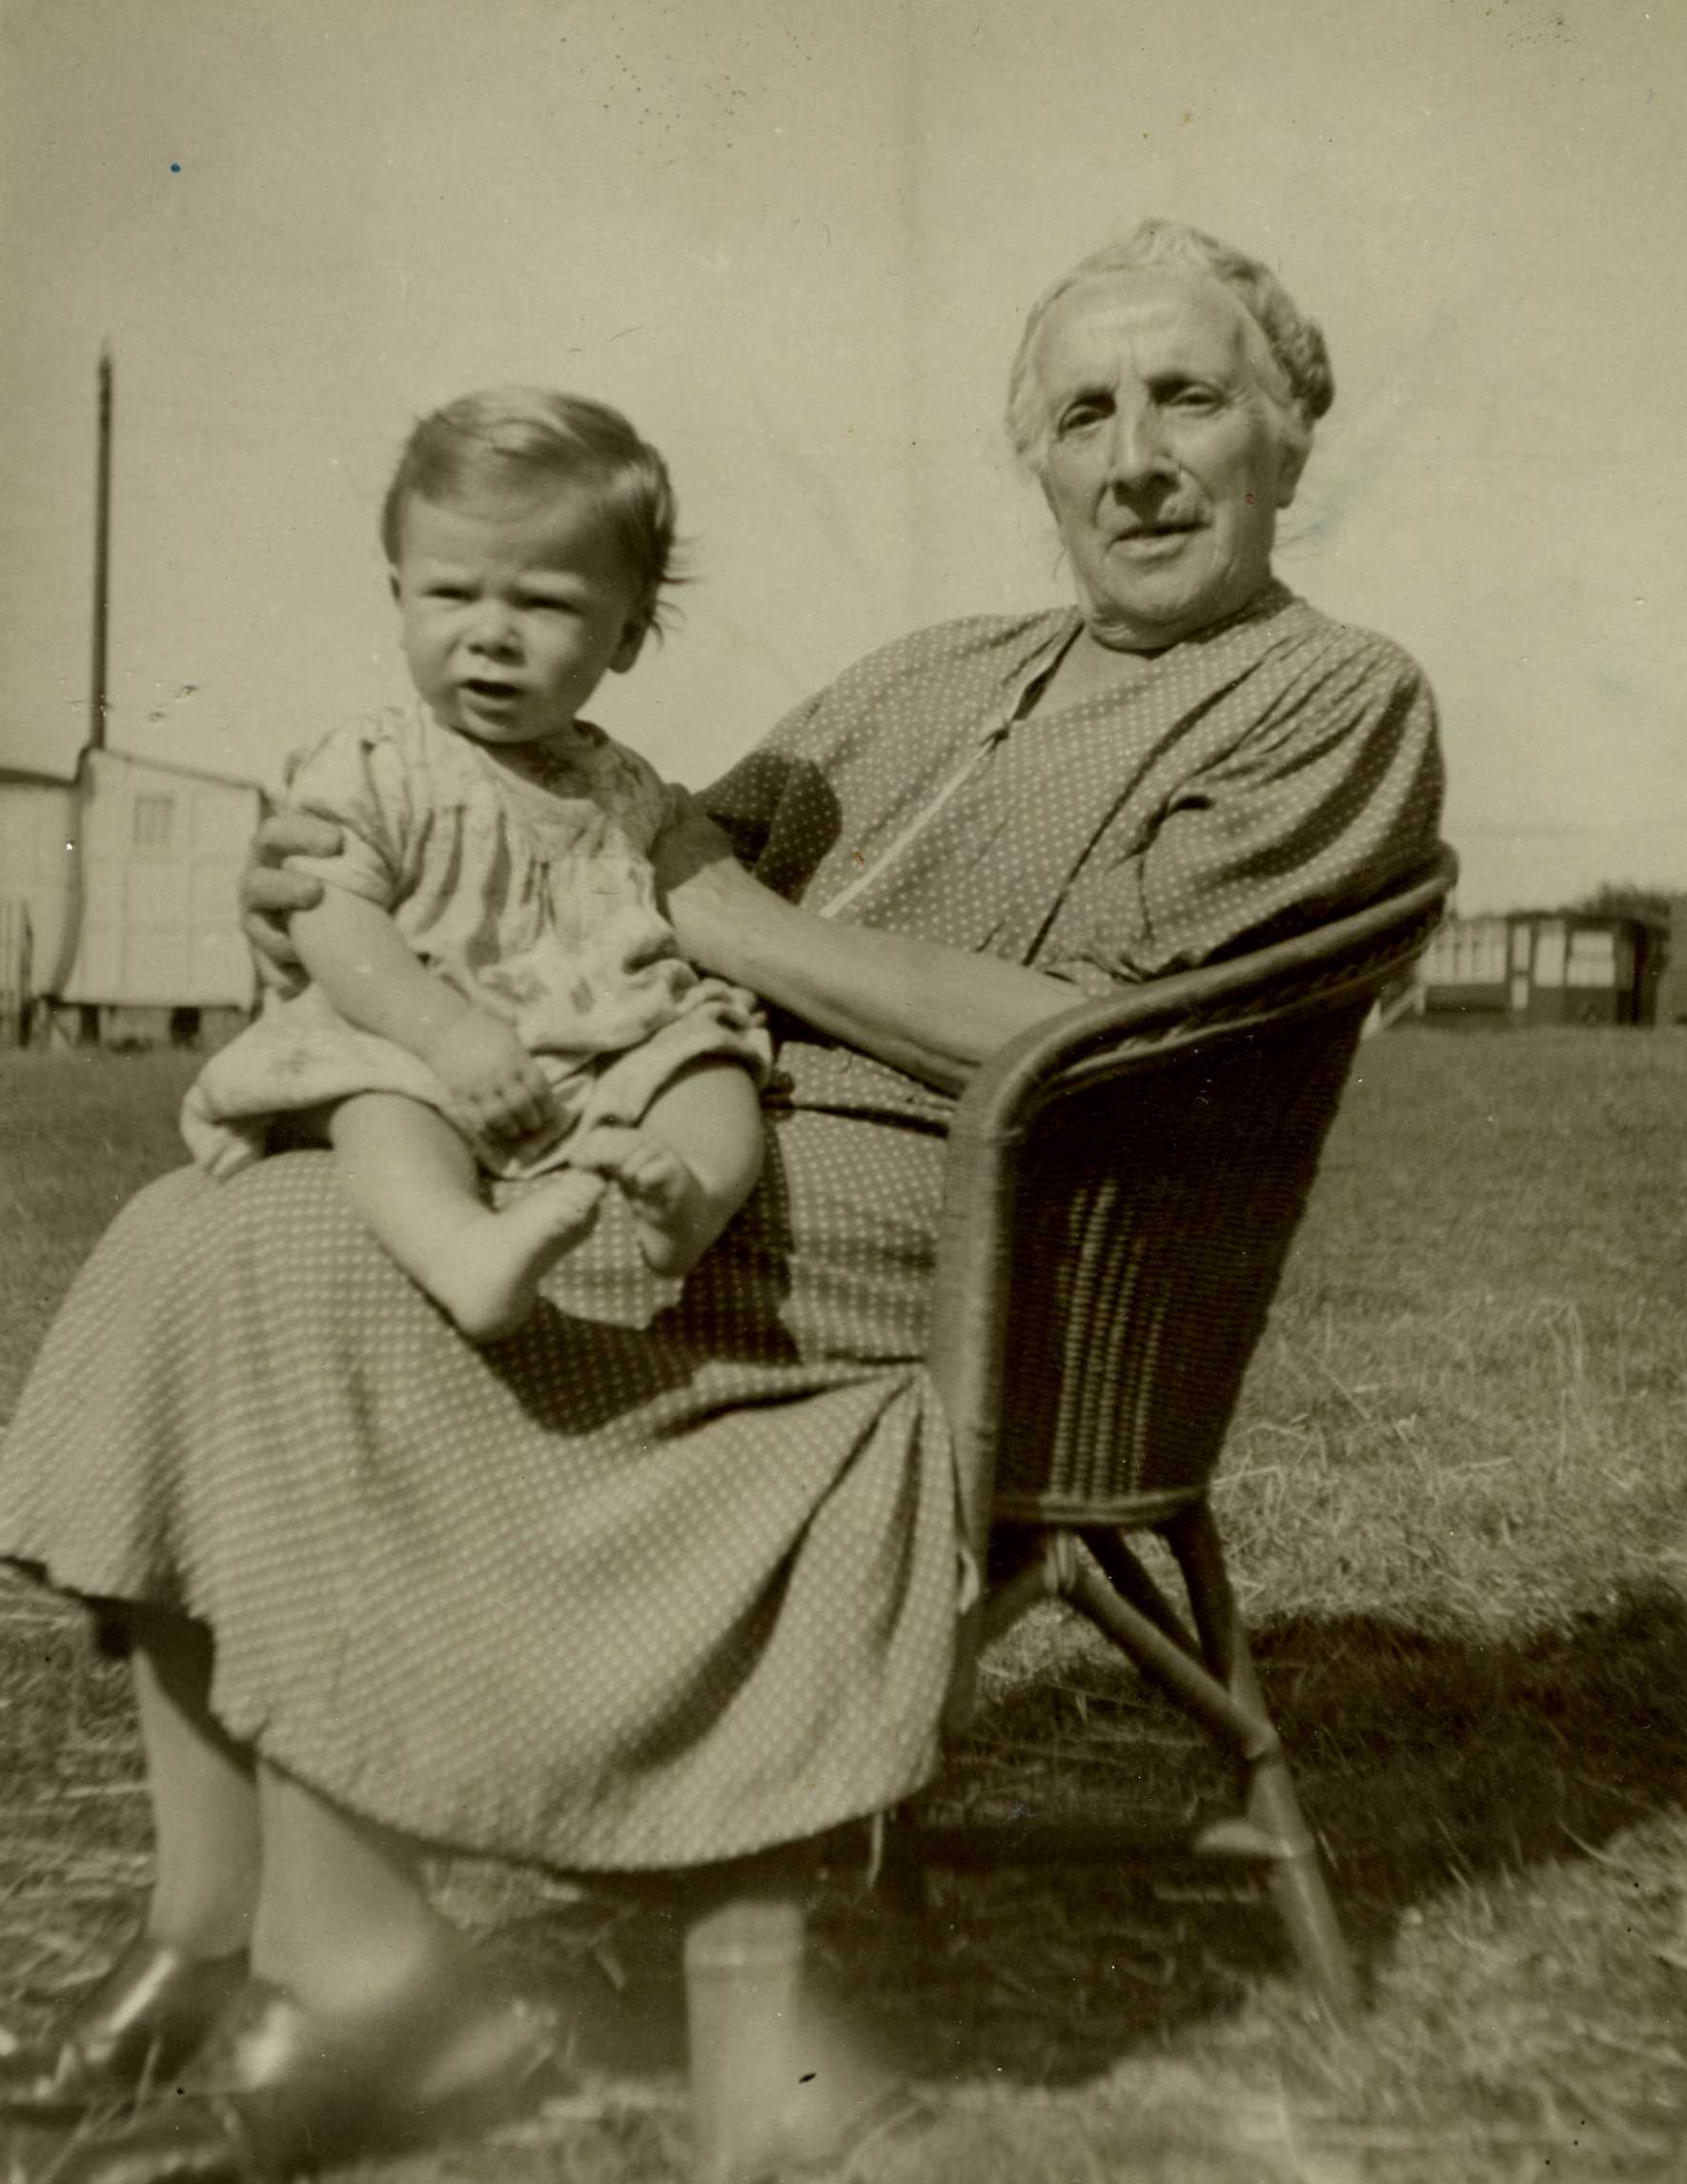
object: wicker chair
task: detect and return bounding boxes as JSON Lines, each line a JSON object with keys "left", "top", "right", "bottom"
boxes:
{"left": 898, "top": 848, "right": 1458, "bottom": 2017}
{"left": 683, "top": 858, "right": 1455, "bottom": 2177}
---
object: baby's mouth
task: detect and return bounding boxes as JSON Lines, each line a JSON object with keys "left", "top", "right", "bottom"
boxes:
{"left": 462, "top": 678, "right": 520, "bottom": 702}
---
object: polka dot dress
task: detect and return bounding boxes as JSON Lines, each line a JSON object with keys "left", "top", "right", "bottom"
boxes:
{"left": 0, "top": 582, "right": 1443, "bottom": 1871}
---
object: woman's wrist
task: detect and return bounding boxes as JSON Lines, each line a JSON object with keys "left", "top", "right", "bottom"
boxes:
{"left": 666, "top": 856, "right": 780, "bottom": 977}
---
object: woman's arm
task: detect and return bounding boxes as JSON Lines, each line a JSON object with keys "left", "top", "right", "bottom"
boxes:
{"left": 246, "top": 783, "right": 1077, "bottom": 1095}
{"left": 655, "top": 804, "right": 1076, "bottom": 1095}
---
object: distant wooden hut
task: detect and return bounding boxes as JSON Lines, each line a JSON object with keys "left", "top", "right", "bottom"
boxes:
{"left": 1419, "top": 908, "right": 1665, "bottom": 1028}
{"left": 0, "top": 352, "right": 261, "bottom": 1048}
{"left": 0, "top": 747, "right": 259, "bottom": 1047}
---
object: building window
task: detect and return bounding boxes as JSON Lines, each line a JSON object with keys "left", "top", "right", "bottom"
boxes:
{"left": 1566, "top": 929, "right": 1616, "bottom": 989}
{"left": 1428, "top": 920, "right": 1507, "bottom": 984}
{"left": 132, "top": 794, "right": 174, "bottom": 849}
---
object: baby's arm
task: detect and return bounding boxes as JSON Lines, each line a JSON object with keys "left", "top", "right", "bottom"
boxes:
{"left": 290, "top": 888, "right": 554, "bottom": 1141}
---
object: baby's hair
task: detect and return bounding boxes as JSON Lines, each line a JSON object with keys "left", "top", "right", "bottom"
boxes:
{"left": 380, "top": 387, "right": 683, "bottom": 634}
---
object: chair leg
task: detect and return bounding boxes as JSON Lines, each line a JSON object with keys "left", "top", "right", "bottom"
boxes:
{"left": 1165, "top": 1503, "right": 1361, "bottom": 2020}
{"left": 1082, "top": 1526, "right": 1204, "bottom": 1659}
{"left": 1250, "top": 1753, "right": 1362, "bottom": 2020}
{"left": 876, "top": 1807, "right": 930, "bottom": 1917}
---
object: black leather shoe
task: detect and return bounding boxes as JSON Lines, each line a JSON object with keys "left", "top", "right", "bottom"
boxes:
{"left": 0, "top": 1938, "right": 247, "bottom": 2120}
{"left": 48, "top": 1970, "right": 568, "bottom": 2183}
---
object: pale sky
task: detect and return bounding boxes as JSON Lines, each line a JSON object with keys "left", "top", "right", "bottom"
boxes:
{"left": 3, "top": 0, "right": 1682, "bottom": 913}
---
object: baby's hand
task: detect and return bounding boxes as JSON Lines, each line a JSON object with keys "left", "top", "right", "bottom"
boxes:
{"left": 422, "top": 1011, "right": 556, "bottom": 1141}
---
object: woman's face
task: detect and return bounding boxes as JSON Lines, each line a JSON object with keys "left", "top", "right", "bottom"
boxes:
{"left": 1031, "top": 268, "right": 1305, "bottom": 652}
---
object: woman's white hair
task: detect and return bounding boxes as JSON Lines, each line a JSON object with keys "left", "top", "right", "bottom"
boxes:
{"left": 1005, "top": 218, "right": 1334, "bottom": 476}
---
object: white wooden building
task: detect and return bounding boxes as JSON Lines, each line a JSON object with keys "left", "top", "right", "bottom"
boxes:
{"left": 0, "top": 747, "right": 259, "bottom": 1046}
{"left": 1417, "top": 907, "right": 1665, "bottom": 1028}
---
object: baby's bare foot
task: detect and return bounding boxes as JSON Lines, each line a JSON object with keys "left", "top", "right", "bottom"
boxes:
{"left": 569, "top": 1124, "right": 712, "bottom": 1278}
{"left": 425, "top": 1171, "right": 604, "bottom": 1342}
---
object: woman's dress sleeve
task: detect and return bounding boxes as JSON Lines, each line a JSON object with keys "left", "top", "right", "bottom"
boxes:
{"left": 1046, "top": 637, "right": 1446, "bottom": 992}
{"left": 698, "top": 690, "right": 831, "bottom": 872}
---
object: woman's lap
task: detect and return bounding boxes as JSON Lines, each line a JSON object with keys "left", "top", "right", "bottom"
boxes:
{"left": 0, "top": 1111, "right": 961, "bottom": 1867}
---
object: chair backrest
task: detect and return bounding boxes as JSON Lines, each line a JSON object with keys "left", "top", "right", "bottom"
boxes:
{"left": 928, "top": 850, "right": 1457, "bottom": 1567}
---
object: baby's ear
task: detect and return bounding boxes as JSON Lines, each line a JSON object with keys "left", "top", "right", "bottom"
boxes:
{"left": 611, "top": 615, "right": 649, "bottom": 675}
{"left": 387, "top": 568, "right": 402, "bottom": 603}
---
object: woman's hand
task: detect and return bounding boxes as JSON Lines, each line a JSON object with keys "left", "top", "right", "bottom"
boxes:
{"left": 239, "top": 810, "right": 343, "bottom": 988}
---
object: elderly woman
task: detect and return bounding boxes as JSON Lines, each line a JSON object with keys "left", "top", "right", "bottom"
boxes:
{"left": 0, "top": 220, "right": 1442, "bottom": 2184}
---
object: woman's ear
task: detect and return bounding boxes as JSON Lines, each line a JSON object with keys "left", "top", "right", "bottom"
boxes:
{"left": 1274, "top": 432, "right": 1311, "bottom": 510}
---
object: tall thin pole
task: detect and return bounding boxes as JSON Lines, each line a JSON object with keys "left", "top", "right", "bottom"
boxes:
{"left": 89, "top": 344, "right": 112, "bottom": 752}
{"left": 47, "top": 346, "right": 112, "bottom": 1004}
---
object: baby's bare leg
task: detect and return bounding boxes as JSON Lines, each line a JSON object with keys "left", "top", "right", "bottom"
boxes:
{"left": 327, "top": 1093, "right": 602, "bottom": 1343}
{"left": 571, "top": 1061, "right": 764, "bottom": 1280}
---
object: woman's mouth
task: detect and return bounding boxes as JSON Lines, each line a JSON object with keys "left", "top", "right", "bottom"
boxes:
{"left": 1110, "top": 523, "right": 1199, "bottom": 554}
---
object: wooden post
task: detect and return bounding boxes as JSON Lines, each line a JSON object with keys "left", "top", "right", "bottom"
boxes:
{"left": 44, "top": 348, "right": 112, "bottom": 1002}
{"left": 90, "top": 345, "right": 112, "bottom": 752}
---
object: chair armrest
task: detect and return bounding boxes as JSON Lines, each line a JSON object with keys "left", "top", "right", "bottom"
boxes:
{"left": 927, "top": 845, "right": 1456, "bottom": 1588}
{"left": 951, "top": 846, "right": 1457, "bottom": 1154}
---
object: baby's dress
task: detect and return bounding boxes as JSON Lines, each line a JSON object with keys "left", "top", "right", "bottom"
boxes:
{"left": 182, "top": 703, "right": 771, "bottom": 1181}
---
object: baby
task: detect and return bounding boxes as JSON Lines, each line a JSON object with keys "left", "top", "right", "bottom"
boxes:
{"left": 183, "top": 388, "right": 769, "bottom": 1341}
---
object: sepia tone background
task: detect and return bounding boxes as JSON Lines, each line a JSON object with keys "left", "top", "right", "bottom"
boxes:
{"left": 2, "top": 0, "right": 1682, "bottom": 912}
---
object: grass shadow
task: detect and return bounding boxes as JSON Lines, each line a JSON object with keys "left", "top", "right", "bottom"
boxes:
{"left": 1254, "top": 1583, "right": 1687, "bottom": 1929}
{"left": 814, "top": 1581, "right": 1687, "bottom": 2090}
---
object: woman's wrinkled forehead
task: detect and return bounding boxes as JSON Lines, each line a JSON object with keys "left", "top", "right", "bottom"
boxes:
{"left": 1030, "top": 267, "right": 1280, "bottom": 405}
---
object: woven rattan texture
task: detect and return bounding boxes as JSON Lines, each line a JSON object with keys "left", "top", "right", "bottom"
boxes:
{"left": 990, "top": 1008, "right": 1364, "bottom": 1504}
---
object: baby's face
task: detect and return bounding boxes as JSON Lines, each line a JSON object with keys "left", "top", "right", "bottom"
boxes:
{"left": 391, "top": 487, "right": 647, "bottom": 746}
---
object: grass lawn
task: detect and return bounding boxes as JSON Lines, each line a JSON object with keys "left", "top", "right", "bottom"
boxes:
{"left": 2, "top": 1033, "right": 1686, "bottom": 2182}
